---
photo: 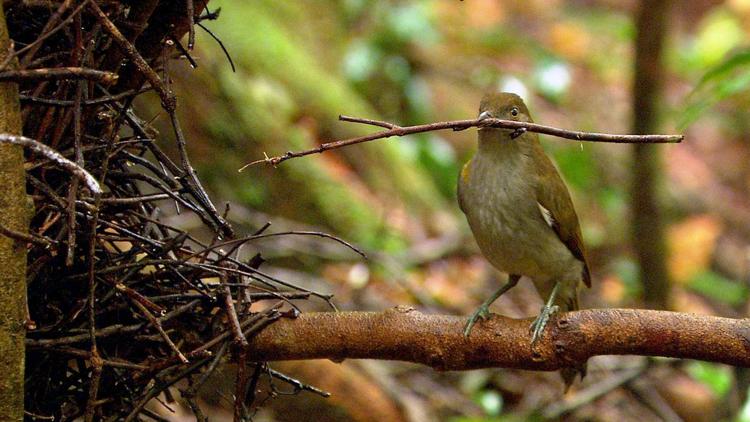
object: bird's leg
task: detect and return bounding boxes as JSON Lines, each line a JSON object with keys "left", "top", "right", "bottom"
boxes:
{"left": 530, "top": 281, "right": 561, "bottom": 345}
{"left": 463, "top": 274, "right": 521, "bottom": 337}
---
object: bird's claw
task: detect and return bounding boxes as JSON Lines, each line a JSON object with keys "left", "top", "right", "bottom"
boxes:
{"left": 530, "top": 304, "right": 559, "bottom": 345}
{"left": 463, "top": 305, "right": 491, "bottom": 337}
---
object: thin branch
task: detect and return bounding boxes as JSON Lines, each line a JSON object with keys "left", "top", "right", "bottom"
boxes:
{"left": 0, "top": 0, "right": 93, "bottom": 70}
{"left": 196, "top": 22, "right": 235, "bottom": 72}
{"left": 267, "top": 368, "right": 330, "bottom": 397}
{"left": 186, "top": 0, "right": 196, "bottom": 50}
{"left": 129, "top": 297, "right": 189, "bottom": 363}
{"left": 26, "top": 300, "right": 201, "bottom": 347}
{"left": 50, "top": 347, "right": 149, "bottom": 371}
{"left": 184, "top": 230, "right": 367, "bottom": 262}
{"left": 88, "top": 1, "right": 176, "bottom": 111}
{"left": 244, "top": 308, "right": 750, "bottom": 370}
{"left": 83, "top": 352, "right": 103, "bottom": 422}
{"left": 222, "top": 284, "right": 248, "bottom": 347}
{"left": 0, "top": 222, "right": 56, "bottom": 247}
{"left": 0, "top": 67, "right": 117, "bottom": 84}
{"left": 168, "top": 109, "right": 234, "bottom": 237}
{"left": 169, "top": 36, "right": 197, "bottom": 69}
{"left": 0, "top": 134, "right": 102, "bottom": 194}
{"left": 543, "top": 362, "right": 648, "bottom": 418}
{"left": 242, "top": 115, "right": 685, "bottom": 169}
{"left": 19, "top": 86, "right": 152, "bottom": 107}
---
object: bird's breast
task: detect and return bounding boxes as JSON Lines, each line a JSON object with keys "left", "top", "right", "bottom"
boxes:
{"left": 458, "top": 154, "right": 576, "bottom": 282}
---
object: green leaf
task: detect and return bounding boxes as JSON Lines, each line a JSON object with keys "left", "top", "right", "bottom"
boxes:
{"left": 688, "top": 8, "right": 744, "bottom": 68}
{"left": 696, "top": 49, "right": 750, "bottom": 88}
{"left": 679, "top": 67, "right": 750, "bottom": 129}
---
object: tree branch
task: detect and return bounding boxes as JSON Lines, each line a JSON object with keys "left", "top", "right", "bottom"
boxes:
{"left": 0, "top": 134, "right": 101, "bottom": 194}
{"left": 245, "top": 308, "right": 750, "bottom": 370}
{"left": 0, "top": 67, "right": 117, "bottom": 84}
{"left": 241, "top": 115, "right": 684, "bottom": 169}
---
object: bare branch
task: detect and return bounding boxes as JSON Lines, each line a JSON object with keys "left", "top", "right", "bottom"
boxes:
{"left": 0, "top": 134, "right": 101, "bottom": 194}
{"left": 0, "top": 67, "right": 117, "bottom": 84}
{"left": 0, "top": 222, "right": 55, "bottom": 247}
{"left": 242, "top": 115, "right": 685, "bottom": 169}
{"left": 88, "top": 1, "right": 176, "bottom": 111}
{"left": 245, "top": 308, "right": 750, "bottom": 370}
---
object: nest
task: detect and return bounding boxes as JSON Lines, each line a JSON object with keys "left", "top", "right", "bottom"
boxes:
{"left": 4, "top": 2, "right": 330, "bottom": 420}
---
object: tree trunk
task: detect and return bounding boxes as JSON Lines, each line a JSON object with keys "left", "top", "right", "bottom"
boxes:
{"left": 632, "top": 0, "right": 671, "bottom": 309}
{"left": 0, "top": 3, "right": 29, "bottom": 420}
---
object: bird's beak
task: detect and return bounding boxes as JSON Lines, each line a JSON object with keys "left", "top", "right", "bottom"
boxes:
{"left": 477, "top": 111, "right": 492, "bottom": 121}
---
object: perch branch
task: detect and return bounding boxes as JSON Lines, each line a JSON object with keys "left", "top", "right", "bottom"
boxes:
{"left": 245, "top": 308, "right": 750, "bottom": 370}
{"left": 242, "top": 115, "right": 684, "bottom": 169}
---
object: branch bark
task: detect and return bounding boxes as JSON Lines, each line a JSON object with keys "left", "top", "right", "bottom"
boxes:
{"left": 245, "top": 308, "right": 750, "bottom": 370}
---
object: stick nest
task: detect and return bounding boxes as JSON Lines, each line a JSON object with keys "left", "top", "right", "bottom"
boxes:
{"left": 7, "top": 2, "right": 322, "bottom": 419}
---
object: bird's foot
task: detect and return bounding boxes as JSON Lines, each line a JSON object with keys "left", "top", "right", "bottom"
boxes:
{"left": 530, "top": 304, "right": 559, "bottom": 345}
{"left": 463, "top": 305, "right": 492, "bottom": 337}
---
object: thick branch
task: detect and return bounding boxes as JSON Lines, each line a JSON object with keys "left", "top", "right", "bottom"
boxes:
{"left": 242, "top": 115, "right": 684, "bottom": 169}
{"left": 245, "top": 308, "right": 750, "bottom": 370}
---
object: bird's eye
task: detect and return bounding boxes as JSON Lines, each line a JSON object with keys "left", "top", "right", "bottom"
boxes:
{"left": 510, "top": 107, "right": 519, "bottom": 117}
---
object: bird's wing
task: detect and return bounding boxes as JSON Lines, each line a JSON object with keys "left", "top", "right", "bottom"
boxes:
{"left": 457, "top": 161, "right": 471, "bottom": 213}
{"left": 531, "top": 143, "right": 591, "bottom": 287}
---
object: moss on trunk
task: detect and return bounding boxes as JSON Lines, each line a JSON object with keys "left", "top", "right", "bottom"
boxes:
{"left": 0, "top": 3, "right": 28, "bottom": 421}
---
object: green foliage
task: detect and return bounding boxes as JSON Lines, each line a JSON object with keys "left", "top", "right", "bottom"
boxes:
{"left": 169, "top": 0, "right": 750, "bottom": 418}
{"left": 549, "top": 142, "right": 596, "bottom": 191}
{"left": 533, "top": 60, "right": 572, "bottom": 102}
{"left": 414, "top": 134, "right": 460, "bottom": 197}
{"left": 739, "top": 389, "right": 750, "bottom": 422}
{"left": 614, "top": 258, "right": 643, "bottom": 299}
{"left": 681, "top": 9, "right": 744, "bottom": 71}
{"left": 450, "top": 414, "right": 535, "bottom": 422}
{"left": 677, "top": 9, "right": 750, "bottom": 129}
{"left": 679, "top": 52, "right": 750, "bottom": 129}
{"left": 689, "top": 270, "right": 749, "bottom": 306}
{"left": 686, "top": 361, "right": 732, "bottom": 398}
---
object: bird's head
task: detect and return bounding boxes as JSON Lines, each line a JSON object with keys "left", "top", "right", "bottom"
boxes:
{"left": 478, "top": 92, "right": 533, "bottom": 127}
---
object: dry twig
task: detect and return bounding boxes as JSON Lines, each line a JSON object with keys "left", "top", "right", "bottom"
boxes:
{"left": 0, "top": 67, "right": 117, "bottom": 84}
{"left": 0, "top": 134, "right": 101, "bottom": 194}
{"left": 242, "top": 115, "right": 684, "bottom": 169}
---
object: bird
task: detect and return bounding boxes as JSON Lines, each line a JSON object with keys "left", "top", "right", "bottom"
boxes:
{"left": 457, "top": 92, "right": 591, "bottom": 386}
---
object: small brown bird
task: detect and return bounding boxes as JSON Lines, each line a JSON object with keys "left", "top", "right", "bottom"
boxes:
{"left": 458, "top": 92, "right": 590, "bottom": 386}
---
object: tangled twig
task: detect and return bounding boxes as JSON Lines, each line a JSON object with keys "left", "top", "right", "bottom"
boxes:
{"left": 11, "top": 2, "right": 332, "bottom": 420}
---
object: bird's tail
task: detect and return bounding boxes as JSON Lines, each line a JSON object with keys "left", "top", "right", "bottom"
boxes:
{"left": 558, "top": 286, "right": 587, "bottom": 392}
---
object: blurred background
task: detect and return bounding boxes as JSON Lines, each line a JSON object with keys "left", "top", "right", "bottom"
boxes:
{"left": 145, "top": 0, "right": 750, "bottom": 420}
